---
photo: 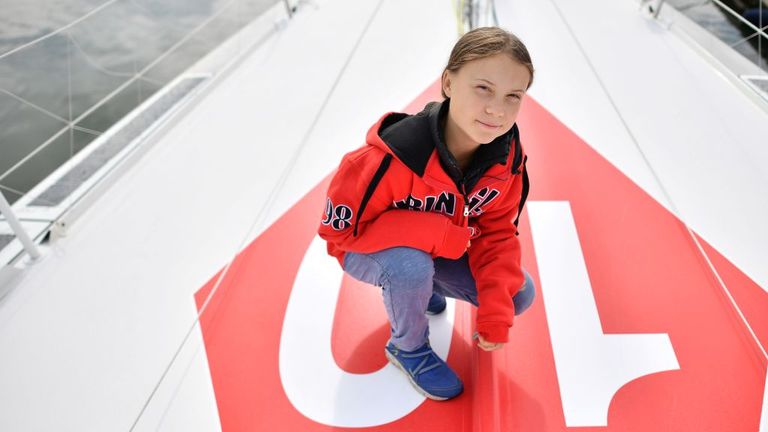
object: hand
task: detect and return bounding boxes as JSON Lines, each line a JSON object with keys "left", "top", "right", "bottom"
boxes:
{"left": 468, "top": 225, "right": 481, "bottom": 240}
{"left": 466, "top": 225, "right": 480, "bottom": 250}
{"left": 473, "top": 332, "right": 504, "bottom": 352}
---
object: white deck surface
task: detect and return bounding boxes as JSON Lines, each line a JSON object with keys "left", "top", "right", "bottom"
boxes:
{"left": 0, "top": 0, "right": 766, "bottom": 430}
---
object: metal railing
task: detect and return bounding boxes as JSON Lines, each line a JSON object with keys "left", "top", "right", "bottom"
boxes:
{"left": 0, "top": 0, "right": 283, "bottom": 207}
{"left": 650, "top": 0, "right": 767, "bottom": 70}
{"left": 455, "top": 0, "right": 500, "bottom": 35}
{"left": 711, "top": 0, "right": 767, "bottom": 70}
{"left": 0, "top": 0, "right": 291, "bottom": 262}
{"left": 0, "top": 192, "right": 41, "bottom": 261}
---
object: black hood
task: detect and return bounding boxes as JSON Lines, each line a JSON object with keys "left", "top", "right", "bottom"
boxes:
{"left": 377, "top": 98, "right": 519, "bottom": 192}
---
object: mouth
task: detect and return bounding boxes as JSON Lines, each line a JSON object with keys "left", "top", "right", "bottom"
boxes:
{"left": 476, "top": 120, "right": 501, "bottom": 129}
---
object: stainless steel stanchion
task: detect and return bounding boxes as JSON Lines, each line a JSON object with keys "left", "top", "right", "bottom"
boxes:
{"left": 0, "top": 192, "right": 41, "bottom": 261}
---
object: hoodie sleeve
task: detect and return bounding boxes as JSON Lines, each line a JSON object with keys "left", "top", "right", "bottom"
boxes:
{"left": 318, "top": 147, "right": 471, "bottom": 260}
{"left": 467, "top": 161, "right": 527, "bottom": 343}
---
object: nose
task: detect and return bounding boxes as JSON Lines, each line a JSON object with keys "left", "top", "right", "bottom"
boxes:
{"left": 485, "top": 102, "right": 505, "bottom": 118}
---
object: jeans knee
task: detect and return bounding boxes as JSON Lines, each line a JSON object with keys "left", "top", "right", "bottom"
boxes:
{"left": 381, "top": 247, "right": 434, "bottom": 289}
{"left": 513, "top": 269, "right": 536, "bottom": 315}
{"left": 522, "top": 270, "right": 535, "bottom": 293}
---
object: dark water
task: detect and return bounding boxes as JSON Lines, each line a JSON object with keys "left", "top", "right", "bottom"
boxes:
{"left": 0, "top": 0, "right": 277, "bottom": 205}
{"left": 666, "top": 0, "right": 767, "bottom": 69}
{"left": 1, "top": 0, "right": 764, "bottom": 207}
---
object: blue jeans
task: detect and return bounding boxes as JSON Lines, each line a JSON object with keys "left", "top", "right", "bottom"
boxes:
{"left": 342, "top": 247, "right": 536, "bottom": 351}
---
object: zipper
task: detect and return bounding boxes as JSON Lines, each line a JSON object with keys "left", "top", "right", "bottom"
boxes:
{"left": 460, "top": 181, "right": 470, "bottom": 227}
{"left": 459, "top": 173, "right": 511, "bottom": 227}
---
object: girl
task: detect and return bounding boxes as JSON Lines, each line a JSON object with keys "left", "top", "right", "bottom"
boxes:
{"left": 318, "top": 26, "right": 536, "bottom": 401}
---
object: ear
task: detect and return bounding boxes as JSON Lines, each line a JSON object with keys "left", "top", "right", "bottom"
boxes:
{"left": 442, "top": 70, "right": 451, "bottom": 98}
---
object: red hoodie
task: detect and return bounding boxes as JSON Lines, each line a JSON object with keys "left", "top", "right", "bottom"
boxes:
{"left": 318, "top": 99, "right": 530, "bottom": 343}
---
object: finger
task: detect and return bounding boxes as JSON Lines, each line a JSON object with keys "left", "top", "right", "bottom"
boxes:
{"left": 477, "top": 340, "right": 496, "bottom": 351}
{"left": 477, "top": 341, "right": 493, "bottom": 351}
{"left": 479, "top": 341, "right": 502, "bottom": 351}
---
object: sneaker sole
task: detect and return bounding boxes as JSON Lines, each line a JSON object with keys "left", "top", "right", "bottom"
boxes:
{"left": 384, "top": 349, "right": 459, "bottom": 401}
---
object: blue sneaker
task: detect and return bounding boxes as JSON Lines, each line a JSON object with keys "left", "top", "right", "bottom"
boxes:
{"left": 385, "top": 341, "right": 463, "bottom": 400}
{"left": 426, "top": 292, "right": 446, "bottom": 315}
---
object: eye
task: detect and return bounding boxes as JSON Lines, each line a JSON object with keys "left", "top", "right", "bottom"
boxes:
{"left": 508, "top": 94, "right": 521, "bottom": 100}
{"left": 476, "top": 85, "right": 490, "bottom": 92}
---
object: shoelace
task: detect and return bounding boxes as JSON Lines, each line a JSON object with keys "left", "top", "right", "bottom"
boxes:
{"left": 400, "top": 347, "right": 442, "bottom": 376}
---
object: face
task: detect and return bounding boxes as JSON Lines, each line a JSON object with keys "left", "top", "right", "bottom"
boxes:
{"left": 442, "top": 53, "right": 530, "bottom": 145}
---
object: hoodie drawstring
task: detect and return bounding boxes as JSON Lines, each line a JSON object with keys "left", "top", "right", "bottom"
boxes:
{"left": 353, "top": 153, "right": 393, "bottom": 237}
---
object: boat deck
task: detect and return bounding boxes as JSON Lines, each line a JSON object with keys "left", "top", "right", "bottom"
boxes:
{"left": 0, "top": 0, "right": 766, "bottom": 430}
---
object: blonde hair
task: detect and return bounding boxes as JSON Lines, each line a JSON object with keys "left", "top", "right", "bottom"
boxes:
{"left": 441, "top": 27, "right": 535, "bottom": 99}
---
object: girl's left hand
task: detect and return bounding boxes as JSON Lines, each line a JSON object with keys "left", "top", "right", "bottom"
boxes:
{"left": 474, "top": 332, "right": 504, "bottom": 352}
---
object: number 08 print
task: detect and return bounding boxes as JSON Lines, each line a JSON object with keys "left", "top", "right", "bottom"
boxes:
{"left": 322, "top": 197, "right": 354, "bottom": 231}
{"left": 193, "top": 93, "right": 768, "bottom": 431}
